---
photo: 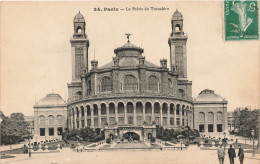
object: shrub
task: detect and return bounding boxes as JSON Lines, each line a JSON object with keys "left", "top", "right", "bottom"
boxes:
{"left": 106, "top": 138, "right": 111, "bottom": 144}
{"left": 150, "top": 137, "right": 155, "bottom": 143}
{"left": 204, "top": 140, "right": 209, "bottom": 143}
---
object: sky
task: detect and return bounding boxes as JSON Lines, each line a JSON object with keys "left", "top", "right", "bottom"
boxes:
{"left": 1, "top": 1, "right": 259, "bottom": 116}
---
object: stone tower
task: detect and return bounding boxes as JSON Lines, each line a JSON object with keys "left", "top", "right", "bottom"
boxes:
{"left": 70, "top": 11, "right": 90, "bottom": 82}
{"left": 168, "top": 10, "right": 188, "bottom": 79}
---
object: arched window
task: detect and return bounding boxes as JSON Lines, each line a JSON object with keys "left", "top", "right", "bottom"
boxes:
{"left": 76, "top": 26, "right": 82, "bottom": 34}
{"left": 123, "top": 75, "right": 138, "bottom": 91}
{"left": 100, "top": 76, "right": 112, "bottom": 92}
{"left": 217, "top": 112, "right": 223, "bottom": 121}
{"left": 199, "top": 112, "right": 205, "bottom": 122}
{"left": 148, "top": 76, "right": 159, "bottom": 91}
{"left": 39, "top": 116, "right": 45, "bottom": 125}
{"left": 48, "top": 115, "right": 54, "bottom": 125}
{"left": 178, "top": 89, "right": 185, "bottom": 98}
{"left": 208, "top": 112, "right": 214, "bottom": 122}
{"left": 168, "top": 78, "right": 172, "bottom": 90}
{"left": 57, "top": 115, "right": 63, "bottom": 124}
{"left": 175, "top": 24, "right": 181, "bottom": 31}
{"left": 87, "top": 80, "right": 91, "bottom": 95}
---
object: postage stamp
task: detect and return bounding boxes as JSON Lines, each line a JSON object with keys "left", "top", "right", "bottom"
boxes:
{"left": 224, "top": 0, "right": 259, "bottom": 40}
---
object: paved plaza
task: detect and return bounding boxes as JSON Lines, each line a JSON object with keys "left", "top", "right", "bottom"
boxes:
{"left": 1, "top": 146, "right": 259, "bottom": 164}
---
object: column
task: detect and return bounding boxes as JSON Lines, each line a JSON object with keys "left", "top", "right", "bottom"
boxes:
{"left": 167, "top": 106, "right": 170, "bottom": 126}
{"left": 213, "top": 112, "right": 217, "bottom": 132}
{"left": 205, "top": 113, "right": 208, "bottom": 132}
{"left": 187, "top": 110, "right": 189, "bottom": 126}
{"left": 84, "top": 108, "right": 87, "bottom": 127}
{"left": 70, "top": 113, "right": 73, "bottom": 129}
{"left": 180, "top": 108, "right": 182, "bottom": 126}
{"left": 159, "top": 105, "right": 163, "bottom": 126}
{"left": 151, "top": 105, "right": 154, "bottom": 122}
{"left": 98, "top": 106, "right": 101, "bottom": 127}
{"left": 124, "top": 105, "right": 127, "bottom": 124}
{"left": 106, "top": 106, "right": 110, "bottom": 125}
{"left": 74, "top": 111, "right": 77, "bottom": 129}
{"left": 91, "top": 107, "right": 94, "bottom": 128}
{"left": 115, "top": 105, "right": 118, "bottom": 124}
{"left": 79, "top": 110, "right": 82, "bottom": 129}
{"left": 133, "top": 105, "right": 137, "bottom": 125}
{"left": 142, "top": 105, "right": 145, "bottom": 124}
{"left": 174, "top": 108, "right": 177, "bottom": 127}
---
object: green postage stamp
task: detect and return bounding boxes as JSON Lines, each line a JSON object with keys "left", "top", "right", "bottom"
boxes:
{"left": 224, "top": 0, "right": 259, "bottom": 40}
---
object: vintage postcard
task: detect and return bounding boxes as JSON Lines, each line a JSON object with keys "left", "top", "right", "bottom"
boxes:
{"left": 0, "top": 1, "right": 259, "bottom": 164}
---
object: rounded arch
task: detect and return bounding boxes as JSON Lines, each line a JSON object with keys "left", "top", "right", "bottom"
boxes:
{"left": 162, "top": 102, "right": 168, "bottom": 114}
{"left": 178, "top": 89, "right": 185, "bottom": 98}
{"left": 182, "top": 105, "right": 186, "bottom": 115}
{"left": 145, "top": 102, "right": 152, "bottom": 114}
{"left": 100, "top": 76, "right": 113, "bottom": 92}
{"left": 176, "top": 104, "right": 181, "bottom": 115}
{"left": 80, "top": 106, "right": 84, "bottom": 117}
{"left": 118, "top": 102, "right": 125, "bottom": 114}
{"left": 109, "top": 102, "right": 115, "bottom": 114}
{"left": 127, "top": 102, "right": 134, "bottom": 114}
{"left": 208, "top": 112, "right": 214, "bottom": 122}
{"left": 93, "top": 104, "right": 98, "bottom": 116}
{"left": 122, "top": 74, "right": 138, "bottom": 91}
{"left": 199, "top": 112, "right": 205, "bottom": 122}
{"left": 170, "top": 103, "right": 175, "bottom": 114}
{"left": 101, "top": 103, "right": 106, "bottom": 115}
{"left": 217, "top": 112, "right": 223, "bottom": 122}
{"left": 154, "top": 102, "right": 160, "bottom": 114}
{"left": 76, "top": 26, "right": 82, "bottom": 34}
{"left": 168, "top": 78, "right": 173, "bottom": 89}
{"left": 86, "top": 105, "right": 91, "bottom": 116}
{"left": 148, "top": 75, "right": 160, "bottom": 91}
{"left": 48, "top": 115, "right": 55, "bottom": 125}
{"left": 57, "top": 115, "right": 63, "bottom": 124}
{"left": 136, "top": 102, "right": 143, "bottom": 114}
{"left": 39, "top": 115, "right": 46, "bottom": 125}
{"left": 76, "top": 107, "right": 79, "bottom": 118}
{"left": 175, "top": 24, "right": 181, "bottom": 31}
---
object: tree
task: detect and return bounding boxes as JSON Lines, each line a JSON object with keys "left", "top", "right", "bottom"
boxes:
{"left": 1, "top": 113, "right": 30, "bottom": 145}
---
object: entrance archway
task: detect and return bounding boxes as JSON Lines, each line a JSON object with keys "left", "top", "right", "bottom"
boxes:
{"left": 122, "top": 132, "right": 140, "bottom": 141}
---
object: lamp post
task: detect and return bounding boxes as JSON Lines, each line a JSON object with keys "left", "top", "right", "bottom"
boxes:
{"left": 223, "top": 132, "right": 226, "bottom": 150}
{"left": 251, "top": 129, "right": 255, "bottom": 157}
{"left": 244, "top": 134, "right": 246, "bottom": 144}
{"left": 28, "top": 123, "right": 33, "bottom": 158}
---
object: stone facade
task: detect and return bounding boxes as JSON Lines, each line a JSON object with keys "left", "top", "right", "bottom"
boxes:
{"left": 67, "top": 11, "right": 193, "bottom": 140}
{"left": 32, "top": 10, "right": 228, "bottom": 141}
{"left": 193, "top": 89, "right": 228, "bottom": 136}
{"left": 33, "top": 93, "right": 67, "bottom": 141}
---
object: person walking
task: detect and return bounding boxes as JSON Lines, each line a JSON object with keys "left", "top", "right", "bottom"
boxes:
{"left": 228, "top": 145, "right": 236, "bottom": 164}
{"left": 217, "top": 144, "right": 225, "bottom": 164}
{"left": 238, "top": 145, "right": 244, "bottom": 164}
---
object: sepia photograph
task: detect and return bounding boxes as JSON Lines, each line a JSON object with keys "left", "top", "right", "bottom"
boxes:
{"left": 0, "top": 1, "right": 259, "bottom": 164}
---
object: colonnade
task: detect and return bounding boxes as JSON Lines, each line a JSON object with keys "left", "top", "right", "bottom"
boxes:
{"left": 68, "top": 101, "right": 193, "bottom": 130}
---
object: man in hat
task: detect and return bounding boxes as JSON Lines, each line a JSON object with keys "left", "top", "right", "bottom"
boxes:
{"left": 238, "top": 145, "right": 244, "bottom": 164}
{"left": 228, "top": 145, "right": 236, "bottom": 164}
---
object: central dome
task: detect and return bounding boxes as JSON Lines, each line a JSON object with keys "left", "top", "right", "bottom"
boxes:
{"left": 36, "top": 93, "right": 66, "bottom": 107}
{"left": 195, "top": 89, "right": 224, "bottom": 102}
{"left": 114, "top": 41, "right": 144, "bottom": 57}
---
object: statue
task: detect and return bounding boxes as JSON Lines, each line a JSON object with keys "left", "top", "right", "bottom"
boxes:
{"left": 125, "top": 33, "right": 132, "bottom": 42}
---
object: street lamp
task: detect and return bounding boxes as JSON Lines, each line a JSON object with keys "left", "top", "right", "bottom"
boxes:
{"left": 223, "top": 132, "right": 226, "bottom": 150}
{"left": 251, "top": 129, "right": 255, "bottom": 157}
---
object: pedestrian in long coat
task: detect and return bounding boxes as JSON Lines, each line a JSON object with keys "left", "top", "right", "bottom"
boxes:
{"left": 228, "top": 145, "right": 236, "bottom": 164}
